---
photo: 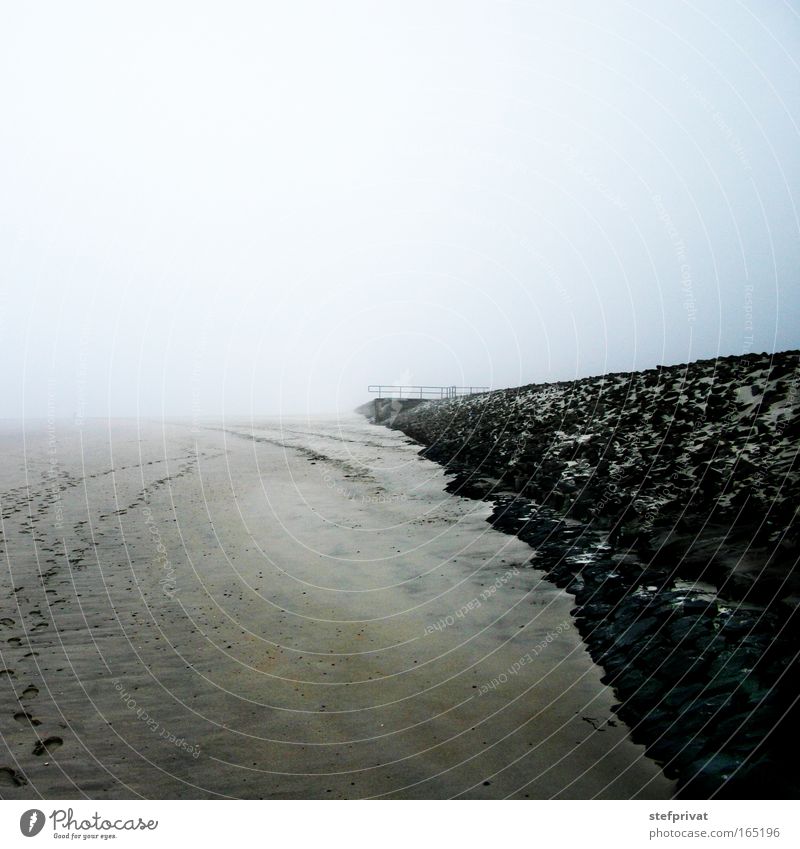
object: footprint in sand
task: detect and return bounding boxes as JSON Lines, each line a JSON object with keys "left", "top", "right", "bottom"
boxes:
{"left": 0, "top": 766, "right": 27, "bottom": 787}
{"left": 14, "top": 712, "right": 41, "bottom": 726}
{"left": 0, "top": 669, "right": 15, "bottom": 677}
{"left": 21, "top": 685, "right": 39, "bottom": 700}
{"left": 32, "top": 736, "right": 63, "bottom": 756}
{"left": 0, "top": 618, "right": 14, "bottom": 628}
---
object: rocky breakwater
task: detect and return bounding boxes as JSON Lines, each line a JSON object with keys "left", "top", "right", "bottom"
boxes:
{"left": 384, "top": 350, "right": 799, "bottom": 798}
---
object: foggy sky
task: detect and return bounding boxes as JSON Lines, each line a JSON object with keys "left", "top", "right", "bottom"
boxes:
{"left": 2, "top": 1, "right": 799, "bottom": 419}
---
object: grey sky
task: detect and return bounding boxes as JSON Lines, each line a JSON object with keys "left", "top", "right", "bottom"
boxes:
{"left": 2, "top": 1, "right": 799, "bottom": 418}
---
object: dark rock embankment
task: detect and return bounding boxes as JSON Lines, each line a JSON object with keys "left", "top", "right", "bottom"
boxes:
{"left": 380, "top": 350, "right": 800, "bottom": 798}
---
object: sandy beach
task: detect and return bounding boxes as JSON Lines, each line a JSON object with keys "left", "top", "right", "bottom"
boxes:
{"left": 0, "top": 417, "right": 673, "bottom": 799}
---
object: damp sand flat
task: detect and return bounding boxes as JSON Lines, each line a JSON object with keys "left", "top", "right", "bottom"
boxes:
{"left": 0, "top": 418, "right": 673, "bottom": 799}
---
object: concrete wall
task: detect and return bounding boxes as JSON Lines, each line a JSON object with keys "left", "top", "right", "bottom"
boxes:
{"left": 355, "top": 397, "right": 428, "bottom": 425}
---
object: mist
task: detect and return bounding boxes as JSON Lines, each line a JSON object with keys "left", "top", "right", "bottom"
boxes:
{"left": 2, "top": 0, "right": 799, "bottom": 419}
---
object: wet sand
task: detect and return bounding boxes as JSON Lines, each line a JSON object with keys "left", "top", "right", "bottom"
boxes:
{"left": 0, "top": 417, "right": 674, "bottom": 799}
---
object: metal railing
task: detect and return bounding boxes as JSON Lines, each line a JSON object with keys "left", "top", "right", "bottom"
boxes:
{"left": 368, "top": 385, "right": 490, "bottom": 400}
